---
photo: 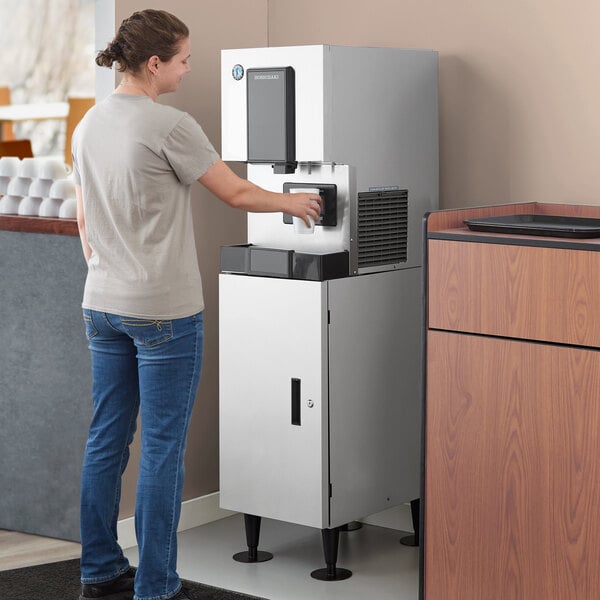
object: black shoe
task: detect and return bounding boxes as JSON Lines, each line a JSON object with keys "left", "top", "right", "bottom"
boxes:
{"left": 168, "top": 589, "right": 191, "bottom": 599}
{"left": 79, "top": 567, "right": 135, "bottom": 600}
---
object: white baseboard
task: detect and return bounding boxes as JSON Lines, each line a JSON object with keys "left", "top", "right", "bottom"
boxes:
{"left": 117, "top": 491, "right": 236, "bottom": 550}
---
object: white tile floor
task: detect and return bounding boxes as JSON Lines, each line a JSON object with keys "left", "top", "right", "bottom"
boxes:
{"left": 124, "top": 514, "right": 419, "bottom": 600}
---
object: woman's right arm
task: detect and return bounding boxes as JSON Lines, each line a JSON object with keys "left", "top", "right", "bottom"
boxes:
{"left": 198, "top": 159, "right": 322, "bottom": 226}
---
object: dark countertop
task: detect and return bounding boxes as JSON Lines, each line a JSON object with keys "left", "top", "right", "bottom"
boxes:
{"left": 0, "top": 215, "right": 77, "bottom": 236}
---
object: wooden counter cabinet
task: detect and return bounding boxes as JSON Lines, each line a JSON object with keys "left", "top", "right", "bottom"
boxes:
{"left": 423, "top": 203, "right": 600, "bottom": 600}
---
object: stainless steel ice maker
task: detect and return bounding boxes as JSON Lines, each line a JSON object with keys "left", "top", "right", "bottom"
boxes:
{"left": 219, "top": 44, "right": 439, "bottom": 579}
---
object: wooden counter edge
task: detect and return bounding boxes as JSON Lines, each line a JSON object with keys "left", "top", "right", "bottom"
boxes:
{"left": 425, "top": 202, "right": 537, "bottom": 232}
{"left": 0, "top": 215, "right": 78, "bottom": 236}
{"left": 425, "top": 202, "right": 600, "bottom": 233}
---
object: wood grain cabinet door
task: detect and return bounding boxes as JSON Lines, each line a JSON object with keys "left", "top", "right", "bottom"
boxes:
{"left": 425, "top": 330, "right": 600, "bottom": 600}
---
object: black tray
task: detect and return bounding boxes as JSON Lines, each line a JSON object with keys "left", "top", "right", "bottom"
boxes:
{"left": 220, "top": 244, "right": 349, "bottom": 281}
{"left": 463, "top": 214, "right": 600, "bottom": 238}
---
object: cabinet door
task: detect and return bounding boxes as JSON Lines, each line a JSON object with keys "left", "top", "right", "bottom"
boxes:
{"left": 219, "top": 274, "right": 329, "bottom": 528}
{"left": 425, "top": 331, "right": 600, "bottom": 599}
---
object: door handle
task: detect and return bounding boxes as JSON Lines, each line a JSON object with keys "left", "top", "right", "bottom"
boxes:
{"left": 291, "top": 378, "right": 301, "bottom": 426}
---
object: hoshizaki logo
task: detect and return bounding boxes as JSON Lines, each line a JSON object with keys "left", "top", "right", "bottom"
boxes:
{"left": 232, "top": 64, "right": 244, "bottom": 80}
{"left": 254, "top": 74, "right": 279, "bottom": 80}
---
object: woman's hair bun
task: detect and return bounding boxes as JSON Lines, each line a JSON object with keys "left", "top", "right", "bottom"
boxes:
{"left": 95, "top": 39, "right": 121, "bottom": 68}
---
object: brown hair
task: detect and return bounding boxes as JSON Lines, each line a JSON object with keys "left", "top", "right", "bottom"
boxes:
{"left": 96, "top": 9, "right": 189, "bottom": 73}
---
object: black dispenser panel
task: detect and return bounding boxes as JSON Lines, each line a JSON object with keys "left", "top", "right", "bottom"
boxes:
{"left": 282, "top": 183, "right": 338, "bottom": 227}
{"left": 247, "top": 67, "right": 296, "bottom": 172}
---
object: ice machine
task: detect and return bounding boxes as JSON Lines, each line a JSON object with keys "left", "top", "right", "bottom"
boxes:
{"left": 219, "top": 45, "right": 438, "bottom": 580}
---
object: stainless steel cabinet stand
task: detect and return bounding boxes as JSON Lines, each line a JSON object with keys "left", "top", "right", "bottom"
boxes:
{"left": 220, "top": 269, "right": 422, "bottom": 579}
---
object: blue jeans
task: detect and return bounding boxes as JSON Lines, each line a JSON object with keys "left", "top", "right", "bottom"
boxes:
{"left": 80, "top": 310, "right": 204, "bottom": 600}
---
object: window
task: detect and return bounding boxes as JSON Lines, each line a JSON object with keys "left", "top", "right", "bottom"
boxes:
{"left": 0, "top": 0, "right": 95, "bottom": 157}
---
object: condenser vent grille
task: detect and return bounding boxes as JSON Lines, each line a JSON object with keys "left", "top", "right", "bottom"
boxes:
{"left": 357, "top": 190, "right": 408, "bottom": 269}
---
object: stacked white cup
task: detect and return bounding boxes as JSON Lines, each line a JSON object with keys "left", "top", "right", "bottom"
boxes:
{"left": 54, "top": 179, "right": 77, "bottom": 219}
{"left": 38, "top": 160, "right": 74, "bottom": 217}
{"left": 0, "top": 157, "right": 76, "bottom": 217}
{"left": 0, "top": 157, "right": 24, "bottom": 213}
{"left": 1, "top": 169, "right": 31, "bottom": 214}
{"left": 39, "top": 159, "right": 70, "bottom": 195}
{"left": 18, "top": 158, "right": 45, "bottom": 215}
{"left": 0, "top": 158, "right": 37, "bottom": 214}
{"left": 0, "top": 156, "right": 20, "bottom": 195}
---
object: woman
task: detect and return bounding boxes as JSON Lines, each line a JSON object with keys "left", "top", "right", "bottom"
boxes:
{"left": 73, "top": 9, "right": 321, "bottom": 600}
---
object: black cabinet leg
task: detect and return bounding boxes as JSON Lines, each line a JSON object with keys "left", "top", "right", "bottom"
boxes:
{"left": 232, "top": 513, "right": 273, "bottom": 562}
{"left": 400, "top": 498, "right": 420, "bottom": 546}
{"left": 310, "top": 527, "right": 352, "bottom": 581}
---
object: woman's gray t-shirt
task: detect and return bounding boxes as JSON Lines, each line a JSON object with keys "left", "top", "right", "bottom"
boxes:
{"left": 72, "top": 93, "right": 220, "bottom": 319}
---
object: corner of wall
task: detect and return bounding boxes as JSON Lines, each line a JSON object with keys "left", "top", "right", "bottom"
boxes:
{"left": 94, "top": 0, "right": 116, "bottom": 101}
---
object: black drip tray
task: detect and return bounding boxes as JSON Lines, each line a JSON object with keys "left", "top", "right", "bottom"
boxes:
{"left": 464, "top": 214, "right": 600, "bottom": 238}
{"left": 220, "top": 244, "right": 349, "bottom": 281}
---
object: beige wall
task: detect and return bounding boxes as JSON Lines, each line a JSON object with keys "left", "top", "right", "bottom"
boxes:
{"left": 113, "top": 0, "right": 600, "bottom": 516}
{"left": 269, "top": 0, "right": 600, "bottom": 209}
